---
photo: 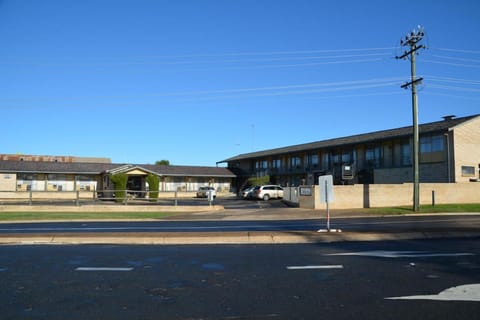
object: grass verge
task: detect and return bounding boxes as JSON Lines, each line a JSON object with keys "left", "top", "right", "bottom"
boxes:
{"left": 0, "top": 211, "right": 179, "bottom": 221}
{"left": 357, "top": 203, "right": 480, "bottom": 215}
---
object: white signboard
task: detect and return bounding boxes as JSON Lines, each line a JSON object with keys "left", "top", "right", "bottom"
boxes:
{"left": 319, "top": 175, "right": 334, "bottom": 203}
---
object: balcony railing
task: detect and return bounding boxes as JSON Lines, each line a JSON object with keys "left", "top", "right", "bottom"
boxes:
{"left": 254, "top": 166, "right": 324, "bottom": 175}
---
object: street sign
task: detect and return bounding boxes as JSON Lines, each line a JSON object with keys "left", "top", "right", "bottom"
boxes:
{"left": 318, "top": 175, "right": 334, "bottom": 203}
{"left": 299, "top": 186, "right": 312, "bottom": 196}
{"left": 317, "top": 175, "right": 340, "bottom": 233}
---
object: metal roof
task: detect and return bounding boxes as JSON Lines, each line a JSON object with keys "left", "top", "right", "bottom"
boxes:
{"left": 219, "top": 114, "right": 479, "bottom": 162}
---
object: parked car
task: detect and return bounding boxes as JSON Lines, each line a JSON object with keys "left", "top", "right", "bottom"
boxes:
{"left": 196, "top": 186, "right": 216, "bottom": 198}
{"left": 241, "top": 186, "right": 255, "bottom": 199}
{"left": 252, "top": 185, "right": 284, "bottom": 201}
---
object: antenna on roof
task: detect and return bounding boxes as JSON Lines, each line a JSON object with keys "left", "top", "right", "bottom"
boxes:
{"left": 442, "top": 115, "right": 456, "bottom": 121}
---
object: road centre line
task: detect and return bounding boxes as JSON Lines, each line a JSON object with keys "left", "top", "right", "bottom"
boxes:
{"left": 287, "top": 265, "right": 344, "bottom": 270}
{"left": 75, "top": 267, "right": 133, "bottom": 272}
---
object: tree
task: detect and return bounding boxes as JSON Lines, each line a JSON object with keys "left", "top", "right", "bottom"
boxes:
{"left": 155, "top": 160, "right": 170, "bottom": 166}
{"left": 247, "top": 175, "right": 270, "bottom": 187}
{"left": 146, "top": 174, "right": 160, "bottom": 201}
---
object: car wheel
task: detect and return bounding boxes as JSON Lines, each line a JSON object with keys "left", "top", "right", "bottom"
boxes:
{"left": 263, "top": 194, "right": 270, "bottom": 201}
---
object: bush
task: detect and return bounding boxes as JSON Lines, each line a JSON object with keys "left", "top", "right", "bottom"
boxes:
{"left": 146, "top": 174, "right": 160, "bottom": 201}
{"left": 109, "top": 173, "right": 128, "bottom": 202}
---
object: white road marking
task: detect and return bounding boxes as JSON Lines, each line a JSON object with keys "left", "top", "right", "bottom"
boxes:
{"left": 0, "top": 267, "right": 8, "bottom": 272}
{"left": 287, "top": 265, "right": 344, "bottom": 270}
{"left": 386, "top": 284, "right": 480, "bottom": 301}
{"left": 327, "top": 251, "right": 474, "bottom": 258}
{"left": 75, "top": 267, "right": 133, "bottom": 272}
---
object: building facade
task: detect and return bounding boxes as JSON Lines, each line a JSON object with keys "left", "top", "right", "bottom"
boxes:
{"left": 0, "top": 156, "right": 235, "bottom": 197}
{"left": 220, "top": 115, "right": 480, "bottom": 190}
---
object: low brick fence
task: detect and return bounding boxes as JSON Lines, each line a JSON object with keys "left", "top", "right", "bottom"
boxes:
{"left": 287, "top": 182, "right": 480, "bottom": 209}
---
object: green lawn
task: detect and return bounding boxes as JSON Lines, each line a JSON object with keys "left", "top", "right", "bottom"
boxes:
{"left": 0, "top": 211, "right": 179, "bottom": 221}
{"left": 0, "top": 203, "right": 479, "bottom": 221}
{"left": 358, "top": 203, "right": 480, "bottom": 215}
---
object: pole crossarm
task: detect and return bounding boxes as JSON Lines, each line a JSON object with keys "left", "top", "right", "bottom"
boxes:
{"left": 395, "top": 45, "right": 426, "bottom": 60}
{"left": 401, "top": 77, "right": 424, "bottom": 89}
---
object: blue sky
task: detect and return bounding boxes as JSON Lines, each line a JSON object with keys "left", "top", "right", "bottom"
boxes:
{"left": 1, "top": 0, "right": 479, "bottom": 166}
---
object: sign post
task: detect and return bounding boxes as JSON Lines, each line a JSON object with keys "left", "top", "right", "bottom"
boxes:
{"left": 318, "top": 175, "right": 341, "bottom": 233}
{"left": 207, "top": 189, "right": 214, "bottom": 206}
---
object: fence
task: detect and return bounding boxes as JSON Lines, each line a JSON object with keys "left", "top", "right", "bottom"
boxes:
{"left": 0, "top": 189, "right": 215, "bottom": 206}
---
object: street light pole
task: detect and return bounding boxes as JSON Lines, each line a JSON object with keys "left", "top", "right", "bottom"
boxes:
{"left": 396, "top": 26, "right": 425, "bottom": 212}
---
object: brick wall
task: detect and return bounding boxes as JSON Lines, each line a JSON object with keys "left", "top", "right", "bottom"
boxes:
{"left": 452, "top": 117, "right": 480, "bottom": 182}
{"left": 298, "top": 182, "right": 480, "bottom": 209}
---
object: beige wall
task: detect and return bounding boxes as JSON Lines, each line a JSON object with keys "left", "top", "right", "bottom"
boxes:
{"left": 452, "top": 117, "right": 480, "bottom": 182}
{"left": 0, "top": 191, "right": 94, "bottom": 201}
{"left": 0, "top": 173, "right": 17, "bottom": 191}
{"left": 298, "top": 182, "right": 480, "bottom": 209}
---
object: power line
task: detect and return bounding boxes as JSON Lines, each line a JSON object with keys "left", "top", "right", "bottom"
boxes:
{"left": 176, "top": 82, "right": 402, "bottom": 102}
{"left": 0, "top": 56, "right": 392, "bottom": 72}
{"left": 432, "top": 47, "right": 480, "bottom": 55}
{"left": 430, "top": 55, "right": 480, "bottom": 64}
{"left": 0, "top": 77, "right": 405, "bottom": 104}
{"left": 425, "top": 84, "right": 480, "bottom": 93}
{"left": 423, "top": 59, "right": 480, "bottom": 68}
{"left": 422, "top": 91, "right": 480, "bottom": 101}
{"left": 425, "top": 75, "right": 480, "bottom": 85}
{"left": 0, "top": 47, "right": 395, "bottom": 67}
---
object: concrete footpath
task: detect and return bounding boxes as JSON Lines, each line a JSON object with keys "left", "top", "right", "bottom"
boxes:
{"left": 0, "top": 204, "right": 479, "bottom": 245}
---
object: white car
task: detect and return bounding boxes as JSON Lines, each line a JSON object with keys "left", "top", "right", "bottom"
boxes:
{"left": 196, "top": 186, "right": 216, "bottom": 198}
{"left": 252, "top": 185, "right": 284, "bottom": 201}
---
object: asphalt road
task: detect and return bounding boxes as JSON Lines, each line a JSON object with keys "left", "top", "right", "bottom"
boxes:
{"left": 0, "top": 239, "right": 479, "bottom": 319}
{"left": 1, "top": 215, "right": 479, "bottom": 235}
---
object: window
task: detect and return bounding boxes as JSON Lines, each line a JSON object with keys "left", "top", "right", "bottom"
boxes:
{"left": 290, "top": 156, "right": 302, "bottom": 168}
{"left": 255, "top": 161, "right": 266, "bottom": 169}
{"left": 461, "top": 166, "right": 475, "bottom": 177}
{"left": 255, "top": 160, "right": 268, "bottom": 170}
{"left": 366, "top": 146, "right": 381, "bottom": 168}
{"left": 332, "top": 153, "right": 340, "bottom": 165}
{"left": 342, "top": 152, "right": 351, "bottom": 164}
{"left": 401, "top": 142, "right": 411, "bottom": 166}
{"left": 272, "top": 159, "right": 281, "bottom": 169}
{"left": 18, "top": 173, "right": 34, "bottom": 181}
{"left": 420, "top": 135, "right": 445, "bottom": 163}
{"left": 309, "top": 154, "right": 319, "bottom": 167}
{"left": 420, "top": 135, "right": 444, "bottom": 153}
{"left": 261, "top": 160, "right": 268, "bottom": 169}
{"left": 16, "top": 173, "right": 34, "bottom": 191}
{"left": 321, "top": 153, "right": 330, "bottom": 170}
{"left": 47, "top": 174, "right": 67, "bottom": 191}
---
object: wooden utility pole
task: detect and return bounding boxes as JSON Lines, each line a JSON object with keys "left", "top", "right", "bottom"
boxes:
{"left": 396, "top": 26, "right": 426, "bottom": 212}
